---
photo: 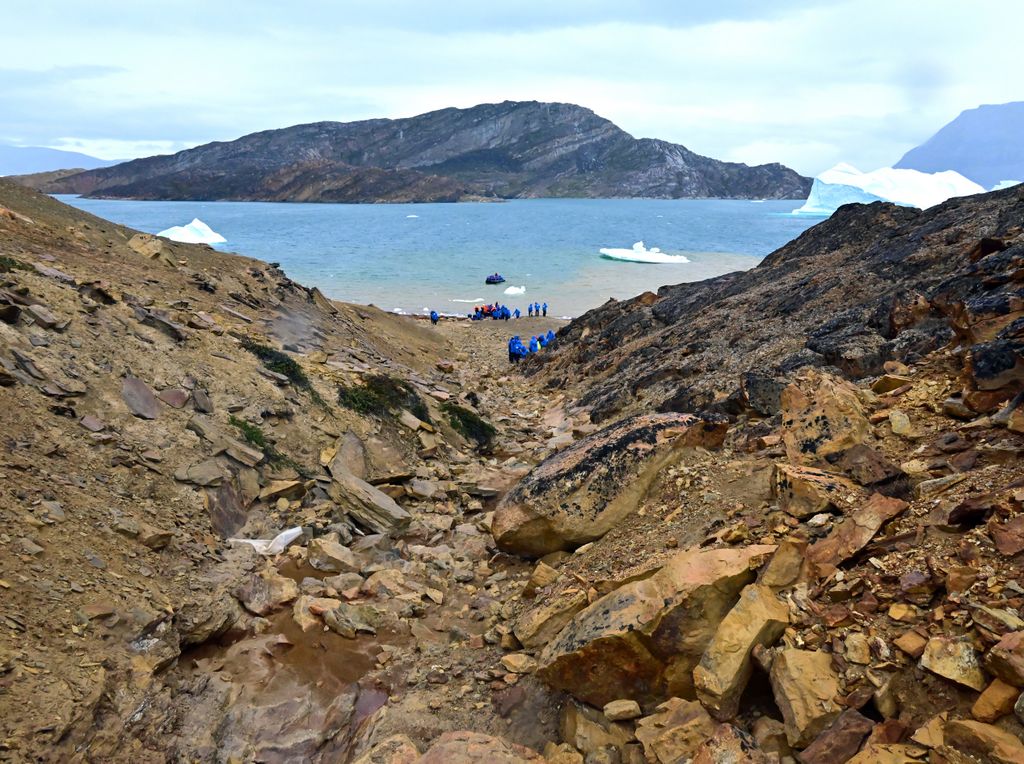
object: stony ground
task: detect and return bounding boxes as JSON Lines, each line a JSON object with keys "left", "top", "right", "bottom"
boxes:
{"left": 2, "top": 179, "right": 1024, "bottom": 764}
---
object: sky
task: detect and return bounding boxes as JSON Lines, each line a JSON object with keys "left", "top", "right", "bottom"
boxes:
{"left": 1, "top": 1, "right": 1020, "bottom": 176}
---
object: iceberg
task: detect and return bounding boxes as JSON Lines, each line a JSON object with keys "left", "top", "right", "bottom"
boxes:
{"left": 794, "top": 163, "right": 985, "bottom": 216}
{"left": 599, "top": 241, "right": 691, "bottom": 264}
{"left": 504, "top": 285, "right": 526, "bottom": 295}
{"left": 156, "top": 218, "right": 227, "bottom": 245}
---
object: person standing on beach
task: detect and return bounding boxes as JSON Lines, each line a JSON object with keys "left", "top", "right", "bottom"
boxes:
{"left": 528, "top": 304, "right": 533, "bottom": 317}
{"left": 430, "top": 310, "right": 439, "bottom": 326}
{"left": 542, "top": 302, "right": 547, "bottom": 317}
{"left": 514, "top": 308, "right": 520, "bottom": 319}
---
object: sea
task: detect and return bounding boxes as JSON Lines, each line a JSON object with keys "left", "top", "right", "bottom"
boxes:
{"left": 55, "top": 196, "right": 818, "bottom": 319}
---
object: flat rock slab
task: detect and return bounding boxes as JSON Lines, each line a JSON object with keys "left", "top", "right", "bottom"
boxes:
{"left": 537, "top": 545, "right": 775, "bottom": 707}
{"left": 773, "top": 463, "right": 860, "bottom": 518}
{"left": 806, "top": 493, "right": 909, "bottom": 575}
{"left": 693, "top": 583, "right": 789, "bottom": 720}
{"left": 493, "top": 412, "right": 729, "bottom": 557}
{"left": 122, "top": 376, "right": 160, "bottom": 419}
{"left": 769, "top": 648, "right": 842, "bottom": 748}
{"left": 329, "top": 470, "right": 411, "bottom": 535}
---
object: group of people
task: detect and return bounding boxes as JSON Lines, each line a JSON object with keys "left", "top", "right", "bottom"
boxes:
{"left": 508, "top": 330, "right": 556, "bottom": 362}
{"left": 471, "top": 303, "right": 513, "bottom": 320}
{"left": 466, "top": 301, "right": 549, "bottom": 321}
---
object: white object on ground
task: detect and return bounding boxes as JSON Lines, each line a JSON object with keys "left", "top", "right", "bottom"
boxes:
{"left": 228, "top": 526, "right": 302, "bottom": 555}
{"left": 504, "top": 285, "right": 526, "bottom": 295}
{"left": 794, "top": 163, "right": 985, "bottom": 216}
{"left": 156, "top": 218, "right": 227, "bottom": 244}
{"left": 599, "top": 241, "right": 691, "bottom": 264}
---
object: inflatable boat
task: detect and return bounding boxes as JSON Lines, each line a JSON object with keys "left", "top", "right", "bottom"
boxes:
{"left": 485, "top": 273, "right": 506, "bottom": 285}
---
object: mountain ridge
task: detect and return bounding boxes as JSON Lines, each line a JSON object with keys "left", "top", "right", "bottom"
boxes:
{"left": 895, "top": 101, "right": 1024, "bottom": 187}
{"left": 21, "top": 101, "right": 811, "bottom": 202}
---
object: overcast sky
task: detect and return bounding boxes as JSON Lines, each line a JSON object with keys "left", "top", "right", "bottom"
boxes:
{"left": 1, "top": 1, "right": 1020, "bottom": 175}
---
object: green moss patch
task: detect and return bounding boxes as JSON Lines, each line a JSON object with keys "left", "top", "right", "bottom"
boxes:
{"left": 338, "top": 374, "right": 431, "bottom": 422}
{"left": 442, "top": 402, "right": 496, "bottom": 450}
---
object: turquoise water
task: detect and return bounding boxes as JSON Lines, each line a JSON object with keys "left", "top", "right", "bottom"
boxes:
{"left": 56, "top": 196, "right": 816, "bottom": 318}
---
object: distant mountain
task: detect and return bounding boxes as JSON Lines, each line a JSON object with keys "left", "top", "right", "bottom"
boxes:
{"left": 22, "top": 101, "right": 811, "bottom": 203}
{"left": 0, "top": 144, "right": 116, "bottom": 176}
{"left": 895, "top": 102, "right": 1024, "bottom": 188}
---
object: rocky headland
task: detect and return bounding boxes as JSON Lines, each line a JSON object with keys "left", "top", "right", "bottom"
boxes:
{"left": 1, "top": 177, "right": 1023, "bottom": 763}
{"left": 16, "top": 101, "right": 811, "bottom": 203}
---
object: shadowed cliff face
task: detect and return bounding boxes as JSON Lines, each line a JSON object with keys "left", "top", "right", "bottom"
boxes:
{"left": 22, "top": 101, "right": 810, "bottom": 202}
{"left": 530, "top": 185, "right": 1024, "bottom": 423}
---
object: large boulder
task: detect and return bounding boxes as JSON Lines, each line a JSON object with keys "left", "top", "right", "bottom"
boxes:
{"left": 693, "top": 584, "right": 789, "bottom": 720}
{"left": 536, "top": 545, "right": 775, "bottom": 707}
{"left": 769, "top": 649, "right": 841, "bottom": 748}
{"left": 328, "top": 470, "right": 411, "bottom": 535}
{"left": 492, "top": 413, "right": 729, "bottom": 557}
{"left": 780, "top": 370, "right": 870, "bottom": 467}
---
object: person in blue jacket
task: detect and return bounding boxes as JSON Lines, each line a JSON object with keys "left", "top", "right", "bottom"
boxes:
{"left": 527, "top": 304, "right": 533, "bottom": 317}
{"left": 529, "top": 336, "right": 540, "bottom": 353}
{"left": 546, "top": 329, "right": 556, "bottom": 343}
{"left": 513, "top": 307, "right": 521, "bottom": 319}
{"left": 430, "top": 310, "right": 439, "bottom": 325}
{"left": 538, "top": 333, "right": 548, "bottom": 348}
{"left": 542, "top": 302, "right": 548, "bottom": 317}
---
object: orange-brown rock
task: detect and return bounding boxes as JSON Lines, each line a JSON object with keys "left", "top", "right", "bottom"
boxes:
{"left": 537, "top": 545, "right": 775, "bottom": 707}
{"left": 971, "top": 678, "right": 1020, "bottom": 722}
{"left": 773, "top": 463, "right": 860, "bottom": 518}
{"left": 635, "top": 698, "right": 716, "bottom": 764}
{"left": 806, "top": 493, "right": 909, "bottom": 576}
{"left": 780, "top": 370, "right": 871, "bottom": 467}
{"left": 942, "top": 719, "right": 1024, "bottom": 764}
{"left": 493, "top": 413, "right": 728, "bottom": 556}
{"left": 693, "top": 584, "right": 789, "bottom": 720}
{"left": 985, "top": 631, "right": 1024, "bottom": 686}
{"left": 920, "top": 636, "right": 987, "bottom": 691}
{"left": 769, "top": 648, "right": 842, "bottom": 748}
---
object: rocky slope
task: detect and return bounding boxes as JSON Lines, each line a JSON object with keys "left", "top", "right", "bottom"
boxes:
{"left": 20, "top": 101, "right": 811, "bottom": 202}
{"left": 531, "top": 185, "right": 1024, "bottom": 424}
{"left": 2, "top": 177, "right": 1024, "bottom": 764}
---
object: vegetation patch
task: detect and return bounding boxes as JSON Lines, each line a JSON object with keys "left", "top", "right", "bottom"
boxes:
{"left": 0, "top": 256, "right": 30, "bottom": 273}
{"left": 228, "top": 415, "right": 305, "bottom": 472}
{"left": 228, "top": 415, "right": 269, "bottom": 450}
{"left": 240, "top": 337, "right": 325, "bottom": 405}
{"left": 338, "top": 374, "right": 431, "bottom": 422}
{"left": 442, "top": 402, "right": 496, "bottom": 450}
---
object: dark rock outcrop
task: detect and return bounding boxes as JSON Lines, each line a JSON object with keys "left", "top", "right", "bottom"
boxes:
{"left": 22, "top": 101, "right": 810, "bottom": 203}
{"left": 532, "top": 186, "right": 1024, "bottom": 423}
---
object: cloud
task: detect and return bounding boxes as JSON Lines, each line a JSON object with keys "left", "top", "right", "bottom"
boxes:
{"left": 1, "top": 1, "right": 1021, "bottom": 173}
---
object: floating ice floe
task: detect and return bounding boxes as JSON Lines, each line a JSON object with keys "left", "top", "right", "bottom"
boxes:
{"left": 451, "top": 297, "right": 484, "bottom": 303}
{"left": 504, "top": 285, "right": 526, "bottom": 295}
{"left": 599, "top": 241, "right": 691, "bottom": 264}
{"left": 156, "top": 218, "right": 227, "bottom": 244}
{"left": 228, "top": 527, "right": 302, "bottom": 556}
{"left": 406, "top": 214, "right": 419, "bottom": 218}
{"left": 793, "top": 163, "right": 985, "bottom": 216}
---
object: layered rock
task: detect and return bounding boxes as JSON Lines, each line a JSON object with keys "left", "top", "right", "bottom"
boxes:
{"left": 492, "top": 413, "right": 728, "bottom": 556}
{"left": 537, "top": 545, "right": 775, "bottom": 707}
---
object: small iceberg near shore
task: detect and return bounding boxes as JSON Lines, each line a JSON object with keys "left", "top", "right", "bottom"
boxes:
{"left": 599, "top": 241, "right": 691, "bottom": 264}
{"left": 504, "top": 285, "right": 526, "bottom": 295}
{"left": 157, "top": 218, "right": 227, "bottom": 245}
{"left": 793, "top": 163, "right": 984, "bottom": 216}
